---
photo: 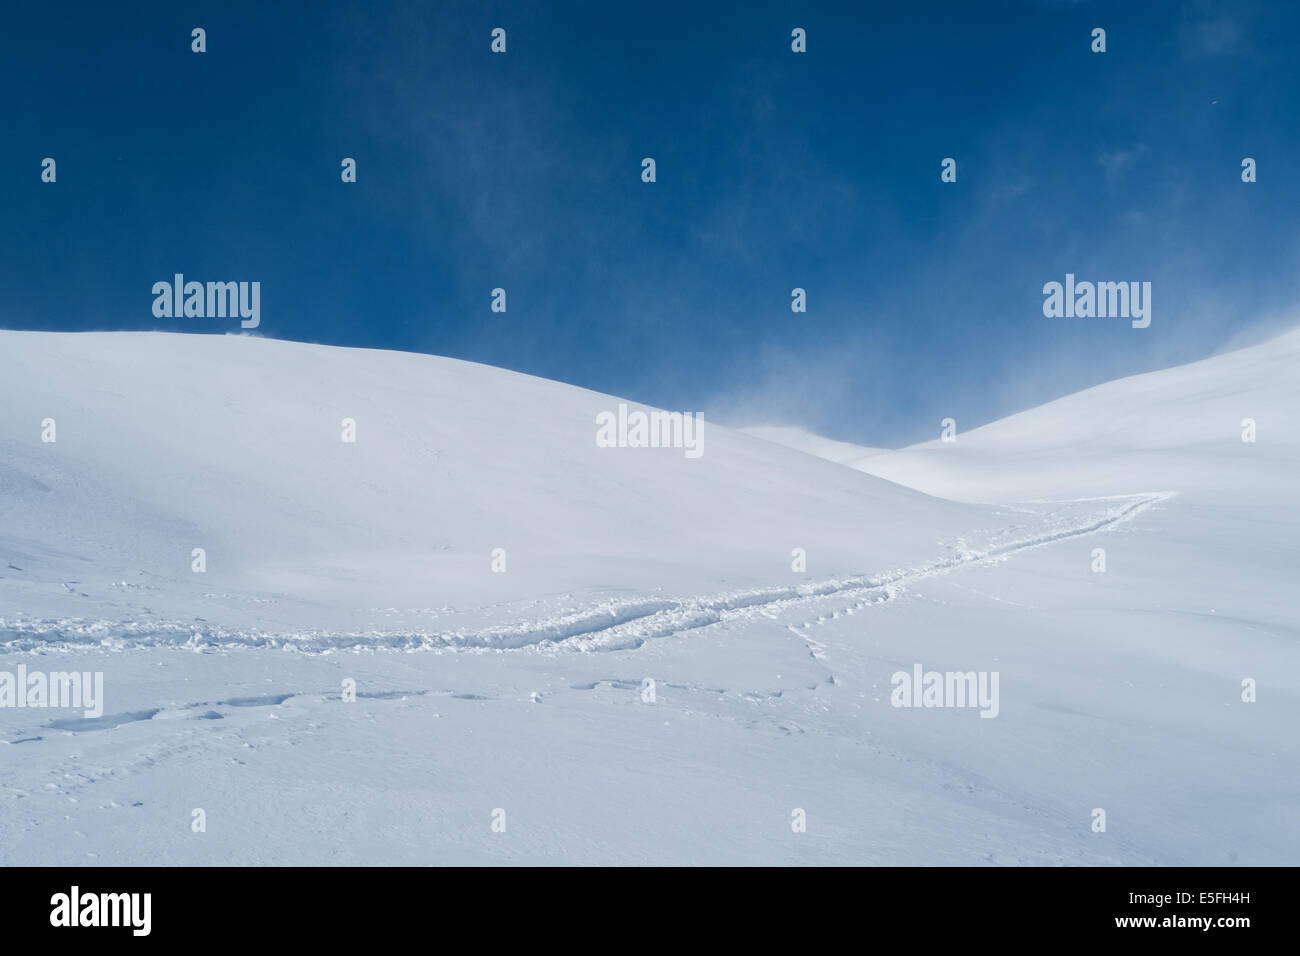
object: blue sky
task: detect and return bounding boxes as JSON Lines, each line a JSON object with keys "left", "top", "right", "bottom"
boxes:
{"left": 2, "top": 0, "right": 1297, "bottom": 445}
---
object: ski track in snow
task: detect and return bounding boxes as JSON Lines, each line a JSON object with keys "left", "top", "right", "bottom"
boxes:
{"left": 0, "top": 492, "right": 1172, "bottom": 655}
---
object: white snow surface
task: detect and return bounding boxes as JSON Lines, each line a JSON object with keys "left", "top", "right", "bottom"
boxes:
{"left": 740, "top": 425, "right": 887, "bottom": 466}
{"left": 1, "top": 329, "right": 1296, "bottom": 865}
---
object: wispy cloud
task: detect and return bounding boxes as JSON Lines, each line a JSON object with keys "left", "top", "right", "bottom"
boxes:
{"left": 1097, "top": 144, "right": 1150, "bottom": 188}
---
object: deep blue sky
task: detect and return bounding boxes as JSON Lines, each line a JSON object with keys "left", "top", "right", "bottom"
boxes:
{"left": 3, "top": 0, "right": 1297, "bottom": 445}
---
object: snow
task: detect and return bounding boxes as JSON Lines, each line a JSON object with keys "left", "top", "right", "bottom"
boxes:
{"left": 740, "top": 425, "right": 887, "bottom": 466}
{"left": 1, "top": 329, "right": 1296, "bottom": 864}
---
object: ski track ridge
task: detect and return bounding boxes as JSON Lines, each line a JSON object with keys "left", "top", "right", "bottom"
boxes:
{"left": 0, "top": 492, "right": 1172, "bottom": 655}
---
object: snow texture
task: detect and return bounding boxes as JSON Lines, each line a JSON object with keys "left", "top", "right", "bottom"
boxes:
{"left": 1, "top": 330, "right": 1296, "bottom": 864}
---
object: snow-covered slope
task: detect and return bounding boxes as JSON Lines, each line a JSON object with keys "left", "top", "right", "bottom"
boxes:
{"left": 857, "top": 329, "right": 1300, "bottom": 503}
{"left": 1, "top": 330, "right": 1297, "bottom": 866}
{"left": 0, "top": 331, "right": 985, "bottom": 644}
{"left": 740, "top": 425, "right": 887, "bottom": 466}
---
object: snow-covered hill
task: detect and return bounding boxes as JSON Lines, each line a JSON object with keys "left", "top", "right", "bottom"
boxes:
{"left": 1, "top": 330, "right": 1296, "bottom": 865}
{"left": 740, "top": 425, "right": 887, "bottom": 466}
{"left": 0, "top": 331, "right": 985, "bottom": 644}
{"left": 853, "top": 328, "right": 1300, "bottom": 504}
